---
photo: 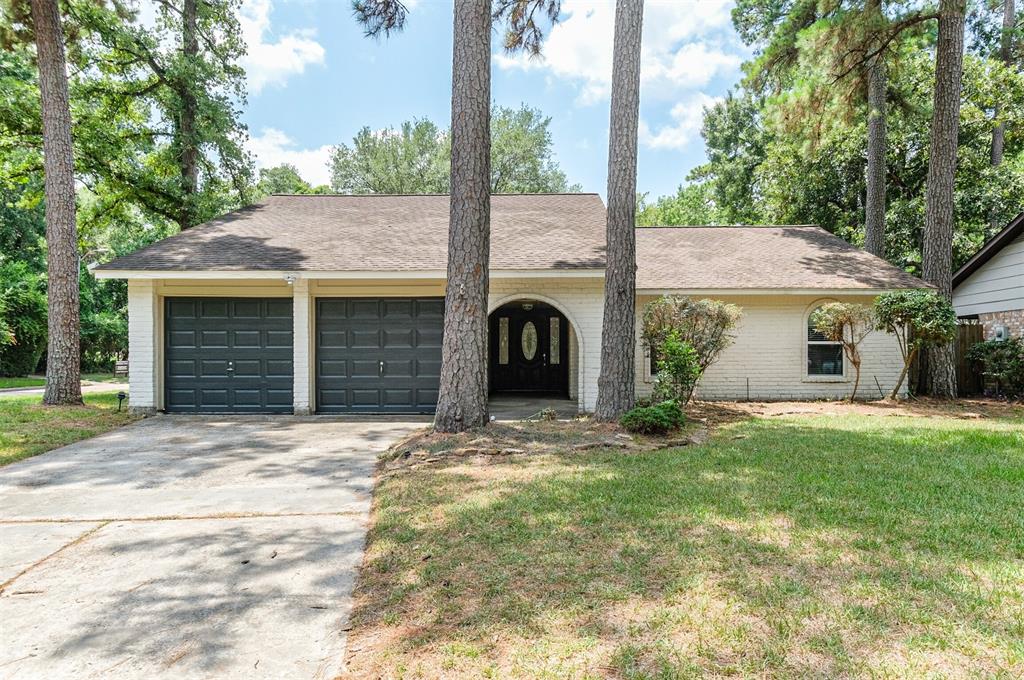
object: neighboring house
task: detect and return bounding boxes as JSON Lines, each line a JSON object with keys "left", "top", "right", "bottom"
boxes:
{"left": 95, "top": 194, "right": 926, "bottom": 414}
{"left": 952, "top": 212, "right": 1024, "bottom": 340}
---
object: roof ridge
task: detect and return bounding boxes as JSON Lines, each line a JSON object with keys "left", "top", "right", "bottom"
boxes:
{"left": 637, "top": 224, "right": 821, "bottom": 229}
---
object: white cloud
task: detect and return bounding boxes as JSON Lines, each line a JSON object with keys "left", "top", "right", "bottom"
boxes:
{"left": 248, "top": 128, "right": 333, "bottom": 186}
{"left": 240, "top": 0, "right": 325, "bottom": 94}
{"left": 639, "top": 94, "right": 720, "bottom": 150}
{"left": 495, "top": 0, "right": 741, "bottom": 104}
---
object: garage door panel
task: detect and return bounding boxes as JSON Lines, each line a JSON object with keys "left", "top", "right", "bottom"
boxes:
{"left": 164, "top": 297, "right": 293, "bottom": 413}
{"left": 316, "top": 297, "right": 443, "bottom": 414}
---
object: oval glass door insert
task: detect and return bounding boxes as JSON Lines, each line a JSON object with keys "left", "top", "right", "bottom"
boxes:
{"left": 521, "top": 321, "right": 538, "bottom": 360}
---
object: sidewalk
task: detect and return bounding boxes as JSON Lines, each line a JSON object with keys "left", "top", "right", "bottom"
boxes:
{"left": 0, "top": 382, "right": 128, "bottom": 398}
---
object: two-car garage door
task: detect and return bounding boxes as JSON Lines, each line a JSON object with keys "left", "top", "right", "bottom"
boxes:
{"left": 164, "top": 296, "right": 443, "bottom": 414}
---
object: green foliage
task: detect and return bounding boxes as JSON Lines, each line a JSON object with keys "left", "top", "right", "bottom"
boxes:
{"left": 646, "top": 5, "right": 1024, "bottom": 273}
{"left": 874, "top": 290, "right": 957, "bottom": 398}
{"left": 642, "top": 296, "right": 742, "bottom": 375}
{"left": 0, "top": 262, "right": 47, "bottom": 377}
{"left": 966, "top": 338, "right": 1024, "bottom": 399}
{"left": 258, "top": 164, "right": 315, "bottom": 196}
{"left": 636, "top": 183, "right": 719, "bottom": 226}
{"left": 619, "top": 400, "right": 685, "bottom": 435}
{"left": 811, "top": 302, "right": 875, "bottom": 400}
{"left": 328, "top": 104, "right": 578, "bottom": 194}
{"left": 651, "top": 331, "right": 701, "bottom": 404}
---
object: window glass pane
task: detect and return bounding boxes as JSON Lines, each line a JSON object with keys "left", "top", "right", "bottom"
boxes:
{"left": 550, "top": 317, "right": 560, "bottom": 364}
{"left": 521, "top": 321, "right": 538, "bottom": 360}
{"left": 498, "top": 317, "right": 509, "bottom": 365}
{"left": 808, "top": 344, "right": 843, "bottom": 375}
{"left": 808, "top": 316, "right": 828, "bottom": 342}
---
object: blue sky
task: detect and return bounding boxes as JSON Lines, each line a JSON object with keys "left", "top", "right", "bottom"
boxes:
{"left": 238, "top": 0, "right": 751, "bottom": 200}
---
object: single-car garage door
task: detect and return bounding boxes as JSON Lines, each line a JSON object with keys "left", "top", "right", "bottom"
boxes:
{"left": 165, "top": 297, "right": 293, "bottom": 413}
{"left": 316, "top": 298, "right": 443, "bottom": 414}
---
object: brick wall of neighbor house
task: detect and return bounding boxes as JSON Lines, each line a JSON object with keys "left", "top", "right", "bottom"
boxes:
{"left": 634, "top": 293, "right": 907, "bottom": 401}
{"left": 978, "top": 309, "right": 1024, "bottom": 339}
{"left": 489, "top": 277, "right": 605, "bottom": 412}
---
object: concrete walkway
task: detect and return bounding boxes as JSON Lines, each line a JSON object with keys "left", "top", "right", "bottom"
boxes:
{"left": 0, "top": 416, "right": 424, "bottom": 679}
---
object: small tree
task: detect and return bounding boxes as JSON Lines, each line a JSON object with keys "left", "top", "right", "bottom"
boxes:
{"left": 642, "top": 296, "right": 742, "bottom": 402}
{"left": 874, "top": 290, "right": 957, "bottom": 399}
{"left": 966, "top": 338, "right": 1024, "bottom": 399}
{"left": 652, "top": 331, "right": 701, "bottom": 404}
{"left": 811, "top": 303, "right": 874, "bottom": 401}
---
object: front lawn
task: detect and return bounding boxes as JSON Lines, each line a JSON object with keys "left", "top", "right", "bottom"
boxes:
{"left": 0, "top": 391, "right": 140, "bottom": 467}
{"left": 345, "top": 407, "right": 1024, "bottom": 678}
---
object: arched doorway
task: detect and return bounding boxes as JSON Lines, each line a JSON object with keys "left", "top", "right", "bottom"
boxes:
{"left": 489, "top": 300, "right": 569, "bottom": 396}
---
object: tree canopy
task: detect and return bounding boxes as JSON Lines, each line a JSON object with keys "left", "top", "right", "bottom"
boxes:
{"left": 328, "top": 104, "right": 579, "bottom": 194}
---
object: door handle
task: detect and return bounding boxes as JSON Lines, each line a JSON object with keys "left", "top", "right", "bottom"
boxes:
{"left": 379, "top": 360, "right": 385, "bottom": 377}
{"left": 226, "top": 361, "right": 234, "bottom": 373}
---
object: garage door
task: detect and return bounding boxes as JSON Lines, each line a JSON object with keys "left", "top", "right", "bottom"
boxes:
{"left": 316, "top": 298, "right": 443, "bottom": 414}
{"left": 165, "top": 297, "right": 293, "bottom": 413}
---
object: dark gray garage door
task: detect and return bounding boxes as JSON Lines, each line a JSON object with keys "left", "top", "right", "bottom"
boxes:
{"left": 316, "top": 298, "right": 443, "bottom": 414}
{"left": 165, "top": 297, "right": 293, "bottom": 413}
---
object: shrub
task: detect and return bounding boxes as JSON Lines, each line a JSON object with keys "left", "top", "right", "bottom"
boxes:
{"left": 642, "top": 296, "right": 742, "bottom": 402}
{"left": 0, "top": 264, "right": 48, "bottom": 377}
{"left": 652, "top": 331, "right": 701, "bottom": 403}
{"left": 810, "top": 302, "right": 874, "bottom": 401}
{"left": 966, "top": 338, "right": 1024, "bottom": 399}
{"left": 874, "top": 290, "right": 957, "bottom": 399}
{"left": 620, "top": 400, "right": 685, "bottom": 435}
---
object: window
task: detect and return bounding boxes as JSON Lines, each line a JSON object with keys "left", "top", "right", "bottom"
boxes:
{"left": 521, "top": 321, "right": 538, "bottom": 360}
{"left": 498, "top": 317, "right": 509, "bottom": 365}
{"left": 807, "top": 308, "right": 843, "bottom": 376}
{"left": 549, "top": 317, "right": 560, "bottom": 364}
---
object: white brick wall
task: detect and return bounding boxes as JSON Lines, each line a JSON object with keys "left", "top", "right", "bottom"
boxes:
{"left": 635, "top": 293, "right": 907, "bottom": 401}
{"left": 292, "top": 279, "right": 312, "bottom": 414}
{"left": 488, "top": 277, "right": 605, "bottom": 411}
{"left": 126, "top": 280, "right": 158, "bottom": 411}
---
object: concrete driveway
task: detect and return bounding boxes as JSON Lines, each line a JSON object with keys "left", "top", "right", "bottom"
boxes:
{"left": 0, "top": 416, "right": 424, "bottom": 679}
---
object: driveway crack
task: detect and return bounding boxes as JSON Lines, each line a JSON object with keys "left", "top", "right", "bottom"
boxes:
{"left": 0, "top": 521, "right": 111, "bottom": 595}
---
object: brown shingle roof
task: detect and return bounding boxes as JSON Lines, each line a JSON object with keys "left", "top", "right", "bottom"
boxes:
{"left": 98, "top": 194, "right": 608, "bottom": 272}
{"left": 636, "top": 226, "right": 926, "bottom": 290}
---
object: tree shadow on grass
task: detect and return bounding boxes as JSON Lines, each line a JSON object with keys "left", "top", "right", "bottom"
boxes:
{"left": 350, "top": 415, "right": 1024, "bottom": 676}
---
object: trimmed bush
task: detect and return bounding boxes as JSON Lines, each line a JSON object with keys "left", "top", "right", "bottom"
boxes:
{"left": 966, "top": 338, "right": 1024, "bottom": 399}
{"left": 620, "top": 400, "right": 685, "bottom": 435}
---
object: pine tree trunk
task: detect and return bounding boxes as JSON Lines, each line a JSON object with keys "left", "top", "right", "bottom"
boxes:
{"left": 922, "top": 0, "right": 966, "bottom": 398}
{"left": 989, "top": 0, "right": 1014, "bottom": 230}
{"left": 863, "top": 0, "right": 887, "bottom": 258}
{"left": 32, "top": 0, "right": 82, "bottom": 406}
{"left": 434, "top": 0, "right": 491, "bottom": 433}
{"left": 178, "top": 0, "right": 200, "bottom": 229}
{"left": 594, "top": 0, "right": 643, "bottom": 421}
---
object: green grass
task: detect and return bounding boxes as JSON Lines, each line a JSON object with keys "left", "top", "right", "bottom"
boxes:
{"left": 0, "top": 376, "right": 46, "bottom": 389}
{"left": 0, "top": 373, "right": 126, "bottom": 389}
{"left": 348, "top": 411, "right": 1024, "bottom": 678}
{"left": 0, "top": 391, "right": 140, "bottom": 466}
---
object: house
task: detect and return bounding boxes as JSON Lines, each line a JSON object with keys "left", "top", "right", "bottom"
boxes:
{"left": 952, "top": 212, "right": 1024, "bottom": 340}
{"left": 94, "top": 194, "right": 926, "bottom": 414}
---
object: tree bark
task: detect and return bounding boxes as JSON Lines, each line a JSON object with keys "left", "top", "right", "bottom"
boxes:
{"left": 434, "top": 0, "right": 491, "bottom": 433}
{"left": 922, "top": 0, "right": 966, "bottom": 398}
{"left": 177, "top": 0, "right": 200, "bottom": 229}
{"left": 863, "top": 0, "right": 887, "bottom": 258}
{"left": 31, "top": 0, "right": 82, "bottom": 406}
{"left": 989, "top": 0, "right": 1014, "bottom": 230}
{"left": 594, "top": 0, "right": 643, "bottom": 421}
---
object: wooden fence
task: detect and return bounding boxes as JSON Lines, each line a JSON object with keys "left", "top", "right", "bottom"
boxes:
{"left": 910, "top": 320, "right": 985, "bottom": 396}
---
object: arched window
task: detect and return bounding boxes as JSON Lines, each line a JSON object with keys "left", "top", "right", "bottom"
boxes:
{"left": 807, "top": 307, "right": 844, "bottom": 376}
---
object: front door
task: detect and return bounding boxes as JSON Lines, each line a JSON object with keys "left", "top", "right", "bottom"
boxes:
{"left": 489, "top": 302, "right": 568, "bottom": 395}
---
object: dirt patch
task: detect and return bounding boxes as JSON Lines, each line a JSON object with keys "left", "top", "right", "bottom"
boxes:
{"left": 718, "top": 397, "right": 1023, "bottom": 421}
{"left": 380, "top": 418, "right": 707, "bottom": 473}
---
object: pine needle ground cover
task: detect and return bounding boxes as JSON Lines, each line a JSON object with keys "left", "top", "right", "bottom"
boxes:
{"left": 344, "top": 407, "right": 1024, "bottom": 678}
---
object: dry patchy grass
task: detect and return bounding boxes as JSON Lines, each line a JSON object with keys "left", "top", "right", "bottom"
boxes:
{"left": 342, "top": 404, "right": 1024, "bottom": 679}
